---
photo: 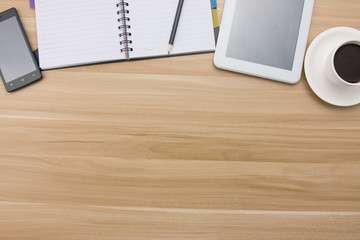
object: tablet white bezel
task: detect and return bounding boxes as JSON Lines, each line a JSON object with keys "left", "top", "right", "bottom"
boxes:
{"left": 214, "top": 0, "right": 314, "bottom": 84}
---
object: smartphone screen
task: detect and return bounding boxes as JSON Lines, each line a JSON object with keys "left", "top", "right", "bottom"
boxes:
{"left": 0, "top": 17, "right": 37, "bottom": 82}
{"left": 0, "top": 8, "right": 41, "bottom": 92}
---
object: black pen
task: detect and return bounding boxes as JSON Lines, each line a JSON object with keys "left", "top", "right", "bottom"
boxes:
{"left": 168, "top": 0, "right": 185, "bottom": 54}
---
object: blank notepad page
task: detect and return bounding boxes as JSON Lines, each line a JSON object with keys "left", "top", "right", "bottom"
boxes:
{"left": 128, "top": 0, "right": 216, "bottom": 58}
{"left": 35, "top": 0, "right": 123, "bottom": 69}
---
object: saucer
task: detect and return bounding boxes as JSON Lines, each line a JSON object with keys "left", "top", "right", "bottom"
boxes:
{"left": 304, "top": 27, "right": 360, "bottom": 107}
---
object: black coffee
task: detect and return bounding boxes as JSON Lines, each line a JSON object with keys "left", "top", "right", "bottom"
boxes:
{"left": 333, "top": 44, "right": 360, "bottom": 84}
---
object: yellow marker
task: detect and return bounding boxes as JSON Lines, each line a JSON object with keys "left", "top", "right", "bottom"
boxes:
{"left": 212, "top": 9, "right": 220, "bottom": 28}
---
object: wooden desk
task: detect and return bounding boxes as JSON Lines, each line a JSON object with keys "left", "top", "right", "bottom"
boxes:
{"left": 1, "top": 0, "right": 359, "bottom": 239}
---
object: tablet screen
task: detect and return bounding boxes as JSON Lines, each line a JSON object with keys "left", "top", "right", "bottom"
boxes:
{"left": 226, "top": 0, "right": 305, "bottom": 71}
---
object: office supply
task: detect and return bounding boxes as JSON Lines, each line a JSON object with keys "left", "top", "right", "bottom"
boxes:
{"left": 34, "top": 0, "right": 216, "bottom": 70}
{"left": 211, "top": 0, "right": 220, "bottom": 45}
{"left": 30, "top": 0, "right": 35, "bottom": 9}
{"left": 214, "top": 0, "right": 314, "bottom": 84}
{"left": 0, "top": 8, "right": 42, "bottom": 92}
{"left": 168, "top": 0, "right": 184, "bottom": 54}
{"left": 304, "top": 27, "right": 360, "bottom": 107}
{"left": 212, "top": 9, "right": 219, "bottom": 28}
{"left": 210, "top": 0, "right": 217, "bottom": 9}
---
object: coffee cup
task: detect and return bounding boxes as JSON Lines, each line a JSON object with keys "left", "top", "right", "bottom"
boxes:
{"left": 326, "top": 40, "right": 360, "bottom": 88}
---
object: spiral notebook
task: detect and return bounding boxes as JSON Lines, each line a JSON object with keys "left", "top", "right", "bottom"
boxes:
{"left": 34, "top": 0, "right": 216, "bottom": 70}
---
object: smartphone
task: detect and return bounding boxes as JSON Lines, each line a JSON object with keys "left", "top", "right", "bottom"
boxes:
{"left": 0, "top": 8, "right": 42, "bottom": 92}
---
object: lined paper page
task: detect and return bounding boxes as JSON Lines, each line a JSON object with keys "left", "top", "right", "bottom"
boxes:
{"left": 35, "top": 0, "right": 124, "bottom": 69}
{"left": 128, "top": 0, "right": 215, "bottom": 59}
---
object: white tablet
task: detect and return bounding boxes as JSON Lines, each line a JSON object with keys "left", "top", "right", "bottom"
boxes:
{"left": 214, "top": 0, "right": 314, "bottom": 84}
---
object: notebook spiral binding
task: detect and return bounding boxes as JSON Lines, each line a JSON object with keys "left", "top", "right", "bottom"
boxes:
{"left": 117, "top": 0, "right": 133, "bottom": 59}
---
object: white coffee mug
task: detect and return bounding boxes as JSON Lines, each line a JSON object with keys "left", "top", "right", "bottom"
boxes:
{"left": 326, "top": 40, "right": 360, "bottom": 88}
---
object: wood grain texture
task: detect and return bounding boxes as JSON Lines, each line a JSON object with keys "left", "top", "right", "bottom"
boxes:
{"left": 0, "top": 0, "right": 359, "bottom": 239}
